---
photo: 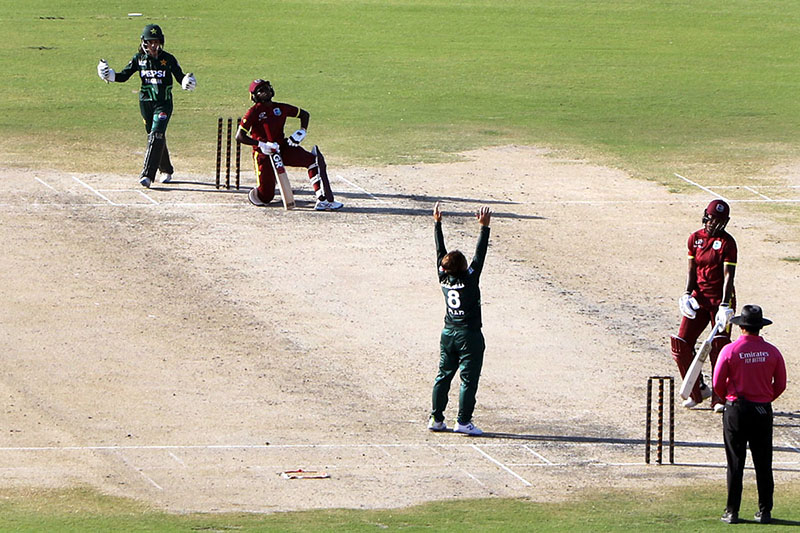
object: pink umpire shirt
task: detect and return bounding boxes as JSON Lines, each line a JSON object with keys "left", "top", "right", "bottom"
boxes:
{"left": 713, "top": 333, "right": 786, "bottom": 403}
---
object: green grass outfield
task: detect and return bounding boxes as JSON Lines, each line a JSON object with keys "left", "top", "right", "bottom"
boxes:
{"left": 3, "top": 0, "right": 800, "bottom": 189}
{"left": 2, "top": 484, "right": 800, "bottom": 532}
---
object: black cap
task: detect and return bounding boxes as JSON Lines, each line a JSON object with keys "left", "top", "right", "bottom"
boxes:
{"left": 730, "top": 304, "right": 773, "bottom": 329}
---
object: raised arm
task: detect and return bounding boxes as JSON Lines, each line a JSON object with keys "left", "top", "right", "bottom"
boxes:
{"left": 434, "top": 201, "right": 447, "bottom": 266}
{"left": 470, "top": 206, "right": 491, "bottom": 275}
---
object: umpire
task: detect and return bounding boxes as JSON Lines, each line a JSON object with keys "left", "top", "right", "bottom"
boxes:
{"left": 713, "top": 305, "right": 786, "bottom": 524}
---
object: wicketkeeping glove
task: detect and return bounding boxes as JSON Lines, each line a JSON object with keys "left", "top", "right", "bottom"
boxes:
{"left": 258, "top": 141, "right": 280, "bottom": 154}
{"left": 679, "top": 293, "right": 700, "bottom": 319}
{"left": 287, "top": 128, "right": 306, "bottom": 146}
{"left": 181, "top": 73, "right": 196, "bottom": 91}
{"left": 97, "top": 59, "right": 115, "bottom": 82}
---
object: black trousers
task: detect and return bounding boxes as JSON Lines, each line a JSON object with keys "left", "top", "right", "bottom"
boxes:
{"left": 723, "top": 400, "right": 773, "bottom": 514}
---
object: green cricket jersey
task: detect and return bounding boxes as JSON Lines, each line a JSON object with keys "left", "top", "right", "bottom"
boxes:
{"left": 114, "top": 50, "right": 186, "bottom": 102}
{"left": 435, "top": 222, "right": 490, "bottom": 329}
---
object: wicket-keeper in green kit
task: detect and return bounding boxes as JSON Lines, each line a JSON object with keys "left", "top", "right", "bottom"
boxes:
{"left": 428, "top": 202, "right": 491, "bottom": 436}
{"left": 97, "top": 24, "right": 196, "bottom": 188}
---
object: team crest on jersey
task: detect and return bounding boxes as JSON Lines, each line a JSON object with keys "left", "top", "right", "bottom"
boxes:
{"left": 713, "top": 240, "right": 722, "bottom": 250}
{"left": 273, "top": 108, "right": 282, "bottom": 116}
{"left": 258, "top": 112, "right": 268, "bottom": 120}
{"left": 694, "top": 238, "right": 704, "bottom": 247}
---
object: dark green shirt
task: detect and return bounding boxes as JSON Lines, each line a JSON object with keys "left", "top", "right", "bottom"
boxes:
{"left": 435, "top": 222, "right": 490, "bottom": 329}
{"left": 115, "top": 50, "right": 186, "bottom": 102}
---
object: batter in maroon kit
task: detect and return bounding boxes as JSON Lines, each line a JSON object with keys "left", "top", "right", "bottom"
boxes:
{"left": 671, "top": 199, "right": 737, "bottom": 411}
{"left": 236, "top": 79, "right": 343, "bottom": 211}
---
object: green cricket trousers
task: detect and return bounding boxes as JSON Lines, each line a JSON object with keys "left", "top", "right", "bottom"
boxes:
{"left": 431, "top": 327, "right": 485, "bottom": 425}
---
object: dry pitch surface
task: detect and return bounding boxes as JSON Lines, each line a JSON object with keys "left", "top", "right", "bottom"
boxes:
{"left": 1, "top": 146, "right": 799, "bottom": 513}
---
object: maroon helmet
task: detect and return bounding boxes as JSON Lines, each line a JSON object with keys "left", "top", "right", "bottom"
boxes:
{"left": 248, "top": 79, "right": 274, "bottom": 103}
{"left": 702, "top": 199, "right": 730, "bottom": 235}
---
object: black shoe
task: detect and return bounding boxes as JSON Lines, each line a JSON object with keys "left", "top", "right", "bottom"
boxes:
{"left": 754, "top": 510, "right": 771, "bottom": 524}
{"left": 720, "top": 510, "right": 739, "bottom": 524}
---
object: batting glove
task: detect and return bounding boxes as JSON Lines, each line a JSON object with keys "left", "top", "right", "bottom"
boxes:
{"left": 181, "top": 73, "right": 196, "bottom": 91}
{"left": 679, "top": 293, "right": 700, "bottom": 319}
{"left": 287, "top": 128, "right": 306, "bottom": 146}
{"left": 258, "top": 141, "right": 280, "bottom": 154}
{"left": 97, "top": 59, "right": 115, "bottom": 82}
{"left": 715, "top": 304, "right": 734, "bottom": 327}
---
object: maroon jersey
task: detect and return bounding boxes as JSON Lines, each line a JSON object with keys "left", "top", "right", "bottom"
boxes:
{"left": 240, "top": 102, "right": 299, "bottom": 146}
{"left": 688, "top": 228, "right": 737, "bottom": 306}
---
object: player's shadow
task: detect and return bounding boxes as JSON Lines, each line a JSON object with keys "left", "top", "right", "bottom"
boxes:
{"left": 774, "top": 411, "right": 800, "bottom": 428}
{"left": 148, "top": 181, "right": 519, "bottom": 206}
{"left": 147, "top": 183, "right": 545, "bottom": 219}
{"left": 477, "top": 431, "right": 800, "bottom": 455}
{"left": 339, "top": 206, "right": 545, "bottom": 220}
{"left": 335, "top": 190, "right": 520, "bottom": 206}
{"left": 148, "top": 180, "right": 248, "bottom": 193}
{"left": 733, "top": 518, "right": 800, "bottom": 526}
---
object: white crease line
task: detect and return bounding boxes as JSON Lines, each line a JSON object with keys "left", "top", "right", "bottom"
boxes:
{"left": 785, "top": 438, "right": 800, "bottom": 454}
{"left": 8, "top": 440, "right": 771, "bottom": 452}
{"left": 113, "top": 451, "right": 163, "bottom": 490}
{"left": 707, "top": 185, "right": 800, "bottom": 189}
{"left": 722, "top": 198, "right": 800, "bottom": 203}
{"left": 136, "top": 190, "right": 160, "bottom": 204}
{"left": 674, "top": 173, "right": 729, "bottom": 202}
{"left": 336, "top": 175, "right": 390, "bottom": 204}
{"left": 72, "top": 176, "right": 117, "bottom": 205}
{"left": 376, "top": 445, "right": 393, "bottom": 458}
{"left": 427, "top": 444, "right": 486, "bottom": 487}
{"left": 471, "top": 444, "right": 532, "bottom": 486}
{"left": 522, "top": 444, "right": 553, "bottom": 464}
{"left": 0, "top": 442, "right": 681, "bottom": 451}
{"left": 168, "top": 452, "right": 186, "bottom": 467}
{"left": 744, "top": 186, "right": 772, "bottom": 201}
{"left": 461, "top": 468, "right": 487, "bottom": 487}
{"left": 34, "top": 177, "right": 57, "bottom": 191}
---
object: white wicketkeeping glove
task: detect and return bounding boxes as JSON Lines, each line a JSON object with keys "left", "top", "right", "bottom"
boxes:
{"left": 287, "top": 128, "right": 306, "bottom": 146}
{"left": 258, "top": 141, "right": 280, "bottom": 154}
{"left": 679, "top": 293, "right": 700, "bottom": 319}
{"left": 97, "top": 59, "right": 115, "bottom": 82}
{"left": 181, "top": 73, "right": 196, "bottom": 91}
{"left": 715, "top": 304, "right": 734, "bottom": 327}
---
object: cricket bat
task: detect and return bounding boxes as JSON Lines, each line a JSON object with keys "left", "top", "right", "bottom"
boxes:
{"left": 270, "top": 152, "right": 295, "bottom": 210}
{"left": 679, "top": 322, "right": 722, "bottom": 400}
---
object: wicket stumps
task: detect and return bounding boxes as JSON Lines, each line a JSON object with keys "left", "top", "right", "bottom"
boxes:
{"left": 216, "top": 117, "right": 241, "bottom": 190}
{"left": 645, "top": 375, "right": 675, "bottom": 464}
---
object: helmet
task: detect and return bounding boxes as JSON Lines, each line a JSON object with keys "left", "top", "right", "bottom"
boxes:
{"left": 702, "top": 199, "right": 730, "bottom": 235}
{"left": 249, "top": 79, "right": 274, "bottom": 102}
{"left": 141, "top": 24, "right": 164, "bottom": 43}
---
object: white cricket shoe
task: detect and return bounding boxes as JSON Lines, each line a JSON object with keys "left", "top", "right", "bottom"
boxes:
{"left": 682, "top": 397, "right": 698, "bottom": 408}
{"left": 139, "top": 176, "right": 151, "bottom": 188}
{"left": 713, "top": 403, "right": 725, "bottom": 413}
{"left": 159, "top": 173, "right": 172, "bottom": 183}
{"left": 248, "top": 188, "right": 267, "bottom": 207}
{"left": 427, "top": 417, "right": 447, "bottom": 432}
{"left": 314, "top": 199, "right": 343, "bottom": 211}
{"left": 700, "top": 383, "right": 712, "bottom": 400}
{"left": 454, "top": 422, "right": 483, "bottom": 436}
